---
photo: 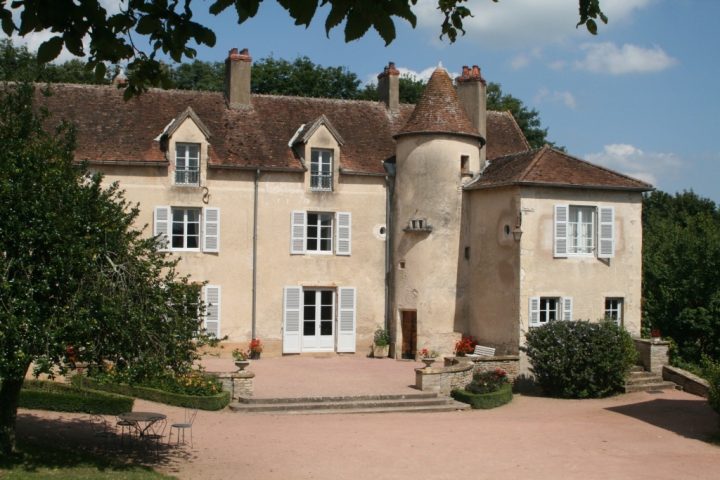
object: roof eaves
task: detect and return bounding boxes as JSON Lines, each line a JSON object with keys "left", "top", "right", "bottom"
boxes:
{"left": 468, "top": 180, "right": 653, "bottom": 192}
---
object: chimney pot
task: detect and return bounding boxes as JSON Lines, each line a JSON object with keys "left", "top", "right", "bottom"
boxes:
{"left": 377, "top": 61, "right": 400, "bottom": 111}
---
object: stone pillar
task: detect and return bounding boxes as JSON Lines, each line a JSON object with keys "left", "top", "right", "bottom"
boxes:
{"left": 225, "top": 47, "right": 252, "bottom": 108}
{"left": 633, "top": 338, "right": 670, "bottom": 375}
{"left": 232, "top": 371, "right": 255, "bottom": 399}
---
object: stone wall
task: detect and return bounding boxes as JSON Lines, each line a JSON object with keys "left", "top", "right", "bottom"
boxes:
{"left": 633, "top": 338, "right": 669, "bottom": 375}
{"left": 415, "top": 355, "right": 520, "bottom": 395}
{"left": 663, "top": 365, "right": 709, "bottom": 398}
{"left": 210, "top": 370, "right": 255, "bottom": 400}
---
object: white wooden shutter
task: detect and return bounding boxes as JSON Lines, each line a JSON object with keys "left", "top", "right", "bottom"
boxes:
{"left": 203, "top": 207, "right": 220, "bottom": 253}
{"left": 154, "top": 206, "right": 171, "bottom": 251}
{"left": 204, "top": 285, "right": 221, "bottom": 337}
{"left": 290, "top": 211, "right": 306, "bottom": 254}
{"left": 597, "top": 206, "right": 615, "bottom": 259}
{"left": 562, "top": 297, "right": 573, "bottom": 321}
{"left": 335, "top": 212, "right": 351, "bottom": 256}
{"left": 336, "top": 287, "right": 356, "bottom": 352}
{"left": 554, "top": 204, "right": 569, "bottom": 258}
{"left": 283, "top": 286, "right": 302, "bottom": 353}
{"left": 529, "top": 297, "right": 540, "bottom": 327}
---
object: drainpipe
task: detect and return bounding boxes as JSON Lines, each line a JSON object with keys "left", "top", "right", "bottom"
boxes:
{"left": 252, "top": 169, "right": 260, "bottom": 339}
{"left": 384, "top": 163, "right": 396, "bottom": 349}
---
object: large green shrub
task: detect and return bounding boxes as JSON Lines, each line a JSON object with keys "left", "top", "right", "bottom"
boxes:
{"left": 523, "top": 320, "right": 637, "bottom": 398}
{"left": 19, "top": 380, "right": 134, "bottom": 414}
{"left": 703, "top": 358, "right": 720, "bottom": 416}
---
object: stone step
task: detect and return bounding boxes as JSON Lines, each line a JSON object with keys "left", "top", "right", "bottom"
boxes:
{"left": 626, "top": 373, "right": 666, "bottom": 386}
{"left": 229, "top": 392, "right": 469, "bottom": 414}
{"left": 623, "top": 381, "right": 678, "bottom": 394}
{"left": 630, "top": 365, "right": 646, "bottom": 373}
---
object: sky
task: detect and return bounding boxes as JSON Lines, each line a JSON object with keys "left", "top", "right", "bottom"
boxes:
{"left": 8, "top": 0, "right": 720, "bottom": 202}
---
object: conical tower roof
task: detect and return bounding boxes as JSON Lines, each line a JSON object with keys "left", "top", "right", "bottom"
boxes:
{"left": 395, "top": 67, "right": 481, "bottom": 140}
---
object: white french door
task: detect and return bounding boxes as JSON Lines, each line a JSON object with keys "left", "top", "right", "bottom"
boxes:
{"left": 302, "top": 289, "right": 335, "bottom": 351}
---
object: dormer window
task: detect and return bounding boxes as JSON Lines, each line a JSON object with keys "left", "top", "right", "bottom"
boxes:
{"left": 175, "top": 143, "right": 200, "bottom": 185}
{"left": 310, "top": 149, "right": 333, "bottom": 191}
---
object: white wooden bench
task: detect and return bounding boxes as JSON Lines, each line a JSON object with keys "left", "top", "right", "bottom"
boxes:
{"left": 466, "top": 345, "right": 496, "bottom": 359}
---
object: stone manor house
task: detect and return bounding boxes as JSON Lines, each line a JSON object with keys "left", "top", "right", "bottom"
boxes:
{"left": 38, "top": 48, "right": 652, "bottom": 363}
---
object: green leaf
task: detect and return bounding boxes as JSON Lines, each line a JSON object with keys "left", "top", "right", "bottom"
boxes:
{"left": 209, "top": 0, "right": 234, "bottom": 15}
{"left": 344, "top": 9, "right": 371, "bottom": 43}
{"left": 37, "top": 37, "right": 64, "bottom": 63}
{"left": 324, "top": 3, "right": 348, "bottom": 36}
{"left": 93, "top": 62, "right": 107, "bottom": 82}
{"left": 586, "top": 18, "right": 597, "bottom": 35}
{"left": 373, "top": 15, "right": 396, "bottom": 46}
{"left": 0, "top": 9, "right": 15, "bottom": 36}
{"left": 136, "top": 15, "right": 160, "bottom": 35}
{"left": 233, "top": 0, "right": 262, "bottom": 22}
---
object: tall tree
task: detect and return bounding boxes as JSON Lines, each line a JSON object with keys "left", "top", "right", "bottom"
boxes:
{"left": 251, "top": 56, "right": 361, "bottom": 99}
{"left": 0, "top": 84, "right": 208, "bottom": 454}
{"left": 642, "top": 190, "right": 720, "bottom": 364}
{"left": 0, "top": 1, "right": 607, "bottom": 96}
{"left": 358, "top": 74, "right": 426, "bottom": 104}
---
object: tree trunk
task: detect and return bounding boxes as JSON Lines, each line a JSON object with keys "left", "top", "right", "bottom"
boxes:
{"left": 0, "top": 375, "right": 25, "bottom": 455}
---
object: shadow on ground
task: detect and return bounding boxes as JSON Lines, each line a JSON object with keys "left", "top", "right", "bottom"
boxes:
{"left": 3, "top": 412, "right": 192, "bottom": 474}
{"left": 606, "top": 398, "right": 719, "bottom": 441}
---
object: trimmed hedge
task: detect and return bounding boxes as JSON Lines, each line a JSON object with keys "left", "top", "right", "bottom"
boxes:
{"left": 20, "top": 380, "right": 134, "bottom": 414}
{"left": 452, "top": 383, "right": 513, "bottom": 409}
{"left": 523, "top": 320, "right": 637, "bottom": 398}
{"left": 74, "top": 377, "right": 230, "bottom": 411}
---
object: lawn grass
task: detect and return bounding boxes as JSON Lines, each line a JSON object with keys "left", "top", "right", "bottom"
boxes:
{"left": 0, "top": 439, "right": 174, "bottom": 479}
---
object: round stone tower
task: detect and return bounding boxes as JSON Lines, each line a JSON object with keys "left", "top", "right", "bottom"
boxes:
{"left": 391, "top": 67, "right": 484, "bottom": 359}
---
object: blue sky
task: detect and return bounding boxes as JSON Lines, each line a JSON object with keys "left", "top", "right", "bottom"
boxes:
{"left": 10, "top": 0, "right": 720, "bottom": 201}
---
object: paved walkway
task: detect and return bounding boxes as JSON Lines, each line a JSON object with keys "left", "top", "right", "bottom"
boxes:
{"left": 201, "top": 354, "right": 426, "bottom": 397}
{"left": 16, "top": 389, "right": 720, "bottom": 480}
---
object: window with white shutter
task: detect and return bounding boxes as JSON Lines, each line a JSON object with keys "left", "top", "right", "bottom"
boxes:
{"left": 335, "top": 212, "right": 351, "bottom": 255}
{"left": 336, "top": 287, "right": 356, "bottom": 352}
{"left": 154, "top": 206, "right": 171, "bottom": 250}
{"left": 529, "top": 297, "right": 540, "bottom": 328}
{"left": 203, "top": 207, "right": 220, "bottom": 252}
{"left": 598, "top": 206, "right": 615, "bottom": 258}
{"left": 283, "top": 286, "right": 302, "bottom": 353}
{"left": 290, "top": 211, "right": 306, "bottom": 254}
{"left": 203, "top": 285, "right": 221, "bottom": 337}
{"left": 562, "top": 297, "right": 573, "bottom": 321}
{"left": 554, "top": 204, "right": 569, "bottom": 258}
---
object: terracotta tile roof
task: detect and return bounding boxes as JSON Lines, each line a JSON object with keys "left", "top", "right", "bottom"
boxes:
{"left": 396, "top": 68, "right": 481, "bottom": 140}
{"left": 35, "top": 82, "right": 528, "bottom": 175}
{"left": 466, "top": 146, "right": 653, "bottom": 191}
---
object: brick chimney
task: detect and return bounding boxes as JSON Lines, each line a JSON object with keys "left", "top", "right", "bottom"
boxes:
{"left": 377, "top": 62, "right": 400, "bottom": 112}
{"left": 456, "top": 65, "right": 487, "bottom": 162}
{"left": 225, "top": 47, "right": 252, "bottom": 108}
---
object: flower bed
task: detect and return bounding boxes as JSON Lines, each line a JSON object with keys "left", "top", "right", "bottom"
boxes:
{"left": 73, "top": 376, "right": 230, "bottom": 411}
{"left": 451, "top": 383, "right": 513, "bottom": 409}
{"left": 20, "top": 380, "right": 134, "bottom": 414}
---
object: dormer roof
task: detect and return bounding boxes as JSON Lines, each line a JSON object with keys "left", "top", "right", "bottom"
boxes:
{"left": 395, "top": 67, "right": 481, "bottom": 141}
{"left": 466, "top": 145, "right": 653, "bottom": 192}
{"left": 160, "top": 106, "right": 211, "bottom": 141}
{"left": 291, "top": 114, "right": 345, "bottom": 147}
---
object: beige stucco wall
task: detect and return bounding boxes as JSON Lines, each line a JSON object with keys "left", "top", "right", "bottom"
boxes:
{"left": 391, "top": 134, "right": 481, "bottom": 357}
{"left": 465, "top": 187, "right": 521, "bottom": 354}
{"left": 98, "top": 119, "right": 388, "bottom": 357}
{"left": 518, "top": 187, "right": 643, "bottom": 352}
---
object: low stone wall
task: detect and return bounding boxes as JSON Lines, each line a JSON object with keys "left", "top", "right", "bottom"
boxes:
{"left": 211, "top": 370, "right": 255, "bottom": 400}
{"left": 633, "top": 338, "right": 669, "bottom": 375}
{"left": 663, "top": 365, "right": 709, "bottom": 398}
{"left": 415, "top": 355, "right": 520, "bottom": 395}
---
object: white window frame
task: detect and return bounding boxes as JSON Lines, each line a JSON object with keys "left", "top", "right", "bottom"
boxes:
{"left": 171, "top": 207, "right": 201, "bottom": 251}
{"left": 175, "top": 143, "right": 200, "bottom": 186}
{"left": 539, "top": 297, "right": 560, "bottom": 325}
{"left": 554, "top": 204, "right": 615, "bottom": 259}
{"left": 605, "top": 297, "right": 623, "bottom": 326}
{"left": 568, "top": 205, "right": 595, "bottom": 256}
{"left": 529, "top": 296, "right": 573, "bottom": 327}
{"left": 306, "top": 212, "right": 334, "bottom": 254}
{"left": 310, "top": 149, "right": 333, "bottom": 192}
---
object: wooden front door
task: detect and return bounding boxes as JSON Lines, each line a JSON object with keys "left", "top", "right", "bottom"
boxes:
{"left": 401, "top": 311, "right": 417, "bottom": 359}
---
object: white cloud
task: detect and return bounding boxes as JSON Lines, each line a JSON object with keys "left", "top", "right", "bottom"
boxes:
{"left": 414, "top": 0, "right": 653, "bottom": 48}
{"left": 585, "top": 144, "right": 683, "bottom": 186}
{"left": 363, "top": 65, "right": 459, "bottom": 86}
{"left": 534, "top": 88, "right": 577, "bottom": 109}
{"left": 548, "top": 60, "right": 566, "bottom": 71}
{"left": 510, "top": 54, "right": 530, "bottom": 70}
{"left": 575, "top": 42, "right": 677, "bottom": 74}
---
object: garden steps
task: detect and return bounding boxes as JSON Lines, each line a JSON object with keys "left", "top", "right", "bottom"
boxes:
{"left": 624, "top": 367, "right": 678, "bottom": 393}
{"left": 229, "top": 392, "right": 469, "bottom": 414}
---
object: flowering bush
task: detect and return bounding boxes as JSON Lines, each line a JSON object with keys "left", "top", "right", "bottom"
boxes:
{"left": 232, "top": 348, "right": 249, "bottom": 361}
{"left": 418, "top": 348, "right": 438, "bottom": 359}
{"left": 373, "top": 327, "right": 390, "bottom": 347}
{"left": 466, "top": 368, "right": 509, "bottom": 394}
{"left": 89, "top": 367, "right": 222, "bottom": 396}
{"left": 454, "top": 335, "right": 477, "bottom": 356}
{"left": 249, "top": 338, "right": 263, "bottom": 353}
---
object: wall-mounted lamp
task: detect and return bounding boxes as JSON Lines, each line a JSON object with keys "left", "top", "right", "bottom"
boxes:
{"left": 512, "top": 211, "right": 523, "bottom": 242}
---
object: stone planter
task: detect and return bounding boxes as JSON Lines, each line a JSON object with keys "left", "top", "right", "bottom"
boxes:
{"left": 234, "top": 360, "right": 250, "bottom": 371}
{"left": 421, "top": 358, "right": 437, "bottom": 368}
{"left": 372, "top": 344, "right": 389, "bottom": 358}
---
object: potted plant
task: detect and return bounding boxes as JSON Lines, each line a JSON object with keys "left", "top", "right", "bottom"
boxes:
{"left": 418, "top": 348, "right": 439, "bottom": 368}
{"left": 454, "top": 335, "right": 477, "bottom": 357}
{"left": 232, "top": 348, "right": 250, "bottom": 371}
{"left": 372, "top": 327, "right": 390, "bottom": 358}
{"left": 249, "top": 338, "right": 263, "bottom": 359}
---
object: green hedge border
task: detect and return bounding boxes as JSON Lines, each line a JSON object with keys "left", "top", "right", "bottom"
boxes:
{"left": 20, "top": 380, "right": 134, "bottom": 414}
{"left": 451, "top": 383, "right": 513, "bottom": 409}
{"left": 73, "top": 377, "right": 230, "bottom": 411}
